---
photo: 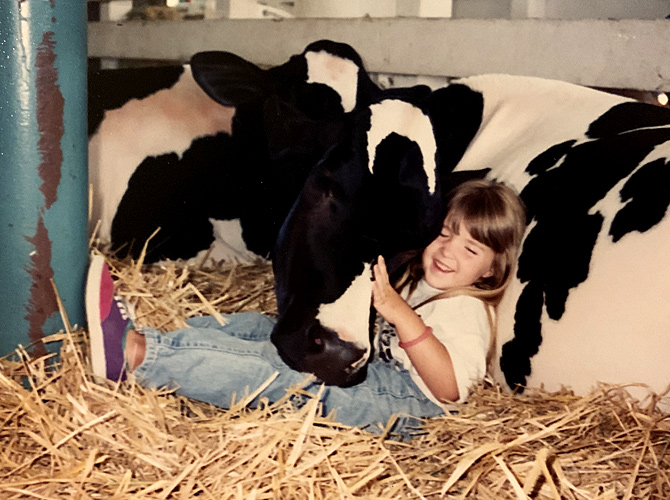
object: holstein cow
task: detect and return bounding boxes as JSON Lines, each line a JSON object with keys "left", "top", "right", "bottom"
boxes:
{"left": 88, "top": 40, "right": 380, "bottom": 264}
{"left": 262, "top": 71, "right": 670, "bottom": 403}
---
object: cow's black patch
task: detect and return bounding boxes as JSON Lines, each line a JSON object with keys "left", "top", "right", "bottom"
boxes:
{"left": 111, "top": 133, "right": 243, "bottom": 262}
{"left": 500, "top": 280, "right": 544, "bottom": 390}
{"left": 501, "top": 122, "right": 670, "bottom": 390}
{"left": 88, "top": 65, "right": 185, "bottom": 136}
{"left": 428, "top": 84, "right": 485, "bottom": 178}
{"left": 229, "top": 108, "right": 349, "bottom": 259}
{"left": 587, "top": 101, "right": 670, "bottom": 138}
{"left": 518, "top": 212, "right": 603, "bottom": 321}
{"left": 369, "top": 133, "right": 442, "bottom": 255}
{"left": 610, "top": 157, "right": 670, "bottom": 242}
{"left": 374, "top": 85, "right": 433, "bottom": 105}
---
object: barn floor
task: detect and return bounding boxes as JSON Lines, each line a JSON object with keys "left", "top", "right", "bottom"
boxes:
{"left": 0, "top": 252, "right": 668, "bottom": 499}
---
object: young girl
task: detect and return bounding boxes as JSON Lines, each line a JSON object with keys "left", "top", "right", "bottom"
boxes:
{"left": 87, "top": 179, "right": 525, "bottom": 437}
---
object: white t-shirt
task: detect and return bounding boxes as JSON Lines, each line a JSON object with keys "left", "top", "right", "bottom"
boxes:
{"left": 374, "top": 279, "right": 491, "bottom": 406}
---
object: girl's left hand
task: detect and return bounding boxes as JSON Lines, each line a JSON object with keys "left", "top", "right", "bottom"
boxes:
{"left": 372, "top": 255, "right": 411, "bottom": 324}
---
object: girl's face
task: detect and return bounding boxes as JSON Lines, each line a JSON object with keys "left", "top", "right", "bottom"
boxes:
{"left": 422, "top": 220, "right": 495, "bottom": 291}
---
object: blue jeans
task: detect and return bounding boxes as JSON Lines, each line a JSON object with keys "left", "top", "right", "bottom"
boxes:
{"left": 133, "top": 312, "right": 444, "bottom": 438}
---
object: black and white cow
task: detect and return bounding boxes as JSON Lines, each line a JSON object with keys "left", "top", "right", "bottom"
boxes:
{"left": 89, "top": 40, "right": 380, "bottom": 263}
{"left": 269, "top": 70, "right": 670, "bottom": 402}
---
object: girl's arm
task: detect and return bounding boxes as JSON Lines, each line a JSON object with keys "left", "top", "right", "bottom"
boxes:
{"left": 372, "top": 256, "right": 460, "bottom": 402}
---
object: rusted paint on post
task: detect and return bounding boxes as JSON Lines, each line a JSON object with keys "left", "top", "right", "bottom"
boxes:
{"left": 0, "top": 1, "right": 88, "bottom": 356}
{"left": 36, "top": 31, "right": 65, "bottom": 210}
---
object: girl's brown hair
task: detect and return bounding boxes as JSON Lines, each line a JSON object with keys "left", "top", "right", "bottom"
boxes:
{"left": 394, "top": 179, "right": 527, "bottom": 365}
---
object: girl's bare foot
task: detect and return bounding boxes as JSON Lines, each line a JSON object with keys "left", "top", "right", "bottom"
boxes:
{"left": 125, "top": 329, "right": 146, "bottom": 372}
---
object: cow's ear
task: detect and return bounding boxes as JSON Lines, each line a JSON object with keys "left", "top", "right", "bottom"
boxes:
{"left": 190, "top": 51, "right": 270, "bottom": 107}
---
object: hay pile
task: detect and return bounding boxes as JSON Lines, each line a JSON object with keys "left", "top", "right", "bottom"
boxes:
{"left": 1, "top": 252, "right": 668, "bottom": 499}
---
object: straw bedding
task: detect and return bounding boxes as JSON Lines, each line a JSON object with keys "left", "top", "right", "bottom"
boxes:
{"left": 1, "top": 251, "right": 668, "bottom": 499}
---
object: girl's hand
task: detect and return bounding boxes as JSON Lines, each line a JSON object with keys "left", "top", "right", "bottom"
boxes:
{"left": 372, "top": 256, "right": 412, "bottom": 324}
{"left": 372, "top": 255, "right": 460, "bottom": 401}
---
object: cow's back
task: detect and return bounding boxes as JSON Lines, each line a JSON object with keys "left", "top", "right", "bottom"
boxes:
{"left": 451, "top": 74, "right": 633, "bottom": 191}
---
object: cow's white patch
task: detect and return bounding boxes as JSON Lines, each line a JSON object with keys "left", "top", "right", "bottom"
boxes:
{"left": 316, "top": 263, "right": 373, "bottom": 353}
{"left": 367, "top": 100, "right": 437, "bottom": 194}
{"left": 305, "top": 50, "right": 359, "bottom": 113}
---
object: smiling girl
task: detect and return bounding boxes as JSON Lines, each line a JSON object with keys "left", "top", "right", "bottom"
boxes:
{"left": 372, "top": 179, "right": 526, "bottom": 405}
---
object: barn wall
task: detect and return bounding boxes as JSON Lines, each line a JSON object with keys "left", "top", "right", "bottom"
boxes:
{"left": 88, "top": 17, "right": 670, "bottom": 91}
{"left": 538, "top": 0, "right": 670, "bottom": 20}
{"left": 452, "top": 0, "right": 670, "bottom": 19}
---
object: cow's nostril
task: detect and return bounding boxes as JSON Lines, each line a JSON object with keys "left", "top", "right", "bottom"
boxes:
{"left": 306, "top": 325, "right": 326, "bottom": 353}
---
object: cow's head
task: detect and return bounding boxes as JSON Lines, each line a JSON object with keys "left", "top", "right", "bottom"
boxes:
{"left": 270, "top": 136, "right": 377, "bottom": 386}
{"left": 269, "top": 92, "right": 485, "bottom": 386}
{"left": 187, "top": 41, "right": 382, "bottom": 257}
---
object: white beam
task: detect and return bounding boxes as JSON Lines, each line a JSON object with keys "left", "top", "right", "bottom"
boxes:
{"left": 88, "top": 18, "right": 670, "bottom": 91}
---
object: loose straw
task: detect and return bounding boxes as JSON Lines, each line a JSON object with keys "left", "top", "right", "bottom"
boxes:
{"left": 0, "top": 251, "right": 667, "bottom": 499}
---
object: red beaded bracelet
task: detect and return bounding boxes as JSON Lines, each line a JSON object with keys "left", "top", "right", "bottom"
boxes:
{"left": 398, "top": 326, "right": 433, "bottom": 349}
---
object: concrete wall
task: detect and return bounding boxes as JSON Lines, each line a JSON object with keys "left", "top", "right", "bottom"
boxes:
{"left": 452, "top": 0, "right": 510, "bottom": 19}
{"left": 90, "top": 1, "right": 670, "bottom": 92}
{"left": 540, "top": 0, "right": 670, "bottom": 20}
{"left": 452, "top": 0, "right": 670, "bottom": 19}
{"left": 89, "top": 17, "right": 670, "bottom": 91}
{"left": 96, "top": 0, "right": 670, "bottom": 20}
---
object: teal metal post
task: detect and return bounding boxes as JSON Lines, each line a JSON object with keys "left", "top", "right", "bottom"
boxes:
{"left": 0, "top": 1, "right": 88, "bottom": 357}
